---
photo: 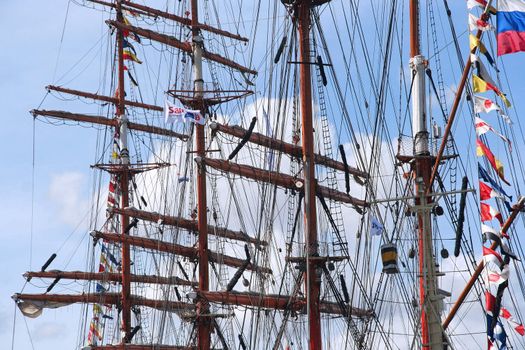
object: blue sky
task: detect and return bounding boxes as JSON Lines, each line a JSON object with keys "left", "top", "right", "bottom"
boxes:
{"left": 0, "top": 1, "right": 103, "bottom": 348}
{"left": 3, "top": 0, "right": 525, "bottom": 349}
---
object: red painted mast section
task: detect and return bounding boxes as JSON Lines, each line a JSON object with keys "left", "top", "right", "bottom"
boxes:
{"left": 191, "top": 0, "right": 211, "bottom": 349}
{"left": 297, "top": 1, "right": 322, "bottom": 349}
{"left": 116, "top": 1, "right": 132, "bottom": 343}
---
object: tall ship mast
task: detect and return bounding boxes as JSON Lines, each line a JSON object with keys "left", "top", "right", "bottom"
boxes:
{"left": 10, "top": 0, "right": 525, "bottom": 349}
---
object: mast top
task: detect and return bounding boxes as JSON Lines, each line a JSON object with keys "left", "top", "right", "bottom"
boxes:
{"left": 410, "top": 0, "right": 420, "bottom": 57}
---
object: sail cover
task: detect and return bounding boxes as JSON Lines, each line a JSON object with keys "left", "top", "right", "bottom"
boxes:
{"left": 14, "top": 298, "right": 71, "bottom": 318}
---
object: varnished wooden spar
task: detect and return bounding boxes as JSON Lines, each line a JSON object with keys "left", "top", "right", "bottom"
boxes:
{"left": 196, "top": 157, "right": 369, "bottom": 208}
{"left": 106, "top": 20, "right": 257, "bottom": 75}
{"left": 87, "top": 0, "right": 248, "bottom": 42}
{"left": 111, "top": 207, "right": 266, "bottom": 246}
{"left": 92, "top": 231, "right": 272, "bottom": 274}
{"left": 13, "top": 293, "right": 195, "bottom": 312}
{"left": 23, "top": 271, "right": 197, "bottom": 287}
{"left": 46, "top": 85, "right": 163, "bottom": 112}
{"left": 31, "top": 109, "right": 188, "bottom": 141}
{"left": 210, "top": 122, "right": 369, "bottom": 180}
{"left": 199, "top": 291, "right": 374, "bottom": 318}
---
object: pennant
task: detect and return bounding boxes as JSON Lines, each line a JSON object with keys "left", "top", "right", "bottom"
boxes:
{"left": 127, "top": 71, "right": 138, "bottom": 86}
{"left": 476, "top": 138, "right": 510, "bottom": 185}
{"left": 497, "top": 0, "right": 525, "bottom": 55}
{"left": 500, "top": 113, "right": 512, "bottom": 125}
{"left": 469, "top": 13, "right": 494, "bottom": 32}
{"left": 471, "top": 54, "right": 497, "bottom": 86}
{"left": 472, "top": 74, "right": 512, "bottom": 108}
{"left": 485, "top": 265, "right": 510, "bottom": 285}
{"left": 483, "top": 245, "right": 504, "bottom": 268}
{"left": 467, "top": 0, "right": 498, "bottom": 15}
{"left": 482, "top": 223, "right": 504, "bottom": 245}
{"left": 123, "top": 39, "right": 137, "bottom": 55}
{"left": 493, "top": 320, "right": 508, "bottom": 349}
{"left": 469, "top": 34, "right": 497, "bottom": 68}
{"left": 478, "top": 163, "right": 512, "bottom": 200}
{"left": 473, "top": 74, "right": 498, "bottom": 93}
{"left": 370, "top": 217, "right": 384, "bottom": 236}
{"left": 482, "top": 224, "right": 520, "bottom": 259}
{"left": 474, "top": 117, "right": 512, "bottom": 150}
{"left": 123, "top": 49, "right": 142, "bottom": 64}
{"left": 500, "top": 307, "right": 525, "bottom": 335}
{"left": 474, "top": 95, "right": 501, "bottom": 113}
{"left": 101, "top": 245, "right": 120, "bottom": 266}
{"left": 481, "top": 202, "right": 504, "bottom": 225}
{"left": 122, "top": 16, "right": 141, "bottom": 43}
{"left": 486, "top": 290, "right": 497, "bottom": 315}
{"left": 480, "top": 181, "right": 506, "bottom": 200}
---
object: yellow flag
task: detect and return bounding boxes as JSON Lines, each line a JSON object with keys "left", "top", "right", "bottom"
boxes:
{"left": 498, "top": 93, "right": 512, "bottom": 108}
{"left": 473, "top": 74, "right": 489, "bottom": 93}
{"left": 123, "top": 49, "right": 142, "bottom": 64}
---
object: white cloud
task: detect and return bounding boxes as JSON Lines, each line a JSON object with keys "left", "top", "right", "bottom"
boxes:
{"left": 32, "top": 321, "right": 66, "bottom": 339}
{"left": 48, "top": 171, "right": 89, "bottom": 226}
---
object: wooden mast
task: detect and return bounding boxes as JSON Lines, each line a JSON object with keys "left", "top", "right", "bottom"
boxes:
{"left": 296, "top": 1, "right": 322, "bottom": 348}
{"left": 409, "top": 1, "right": 442, "bottom": 348}
{"left": 116, "top": 0, "right": 132, "bottom": 344}
{"left": 190, "top": 0, "right": 211, "bottom": 349}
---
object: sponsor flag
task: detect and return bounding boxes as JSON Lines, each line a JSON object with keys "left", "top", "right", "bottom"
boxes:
{"left": 481, "top": 202, "right": 504, "bottom": 225}
{"left": 497, "top": 0, "right": 525, "bottom": 55}
{"left": 184, "top": 111, "right": 206, "bottom": 125}
{"left": 476, "top": 138, "right": 510, "bottom": 185}
{"left": 469, "top": 13, "right": 494, "bottom": 32}
{"left": 164, "top": 99, "right": 186, "bottom": 124}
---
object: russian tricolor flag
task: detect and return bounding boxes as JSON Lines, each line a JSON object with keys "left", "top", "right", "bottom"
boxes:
{"left": 498, "top": 0, "right": 525, "bottom": 55}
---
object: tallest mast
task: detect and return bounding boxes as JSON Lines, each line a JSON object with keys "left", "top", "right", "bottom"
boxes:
{"left": 296, "top": 1, "right": 322, "bottom": 349}
{"left": 409, "top": 0, "right": 443, "bottom": 348}
{"left": 190, "top": 0, "right": 211, "bottom": 349}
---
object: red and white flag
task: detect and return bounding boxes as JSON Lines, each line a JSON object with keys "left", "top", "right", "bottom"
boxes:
{"left": 485, "top": 265, "right": 510, "bottom": 285}
{"left": 474, "top": 95, "right": 501, "bottom": 114}
{"left": 500, "top": 307, "right": 525, "bottom": 336}
{"left": 480, "top": 181, "right": 506, "bottom": 201}
{"left": 467, "top": 0, "right": 497, "bottom": 13}
{"left": 485, "top": 290, "right": 496, "bottom": 314}
{"left": 481, "top": 202, "right": 504, "bottom": 225}
{"left": 475, "top": 117, "right": 512, "bottom": 150}
{"left": 483, "top": 245, "right": 504, "bottom": 268}
{"left": 469, "top": 13, "right": 494, "bottom": 32}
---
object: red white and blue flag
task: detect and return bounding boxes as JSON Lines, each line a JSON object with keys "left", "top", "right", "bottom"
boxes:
{"left": 498, "top": 0, "right": 525, "bottom": 55}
